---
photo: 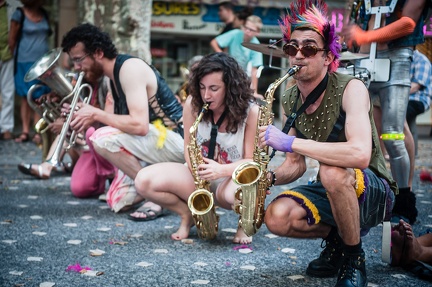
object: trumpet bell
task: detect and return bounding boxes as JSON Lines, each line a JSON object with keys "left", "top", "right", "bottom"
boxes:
{"left": 24, "top": 48, "right": 73, "bottom": 97}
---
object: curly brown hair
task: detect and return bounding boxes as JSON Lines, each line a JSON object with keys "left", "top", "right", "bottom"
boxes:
{"left": 188, "top": 53, "right": 254, "bottom": 133}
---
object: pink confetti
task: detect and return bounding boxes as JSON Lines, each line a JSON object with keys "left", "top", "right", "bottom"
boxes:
{"left": 225, "top": 261, "right": 231, "bottom": 266}
{"left": 66, "top": 263, "right": 92, "bottom": 273}
{"left": 232, "top": 244, "right": 252, "bottom": 251}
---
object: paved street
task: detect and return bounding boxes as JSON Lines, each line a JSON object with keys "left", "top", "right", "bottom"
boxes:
{"left": 1, "top": 134, "right": 431, "bottom": 287}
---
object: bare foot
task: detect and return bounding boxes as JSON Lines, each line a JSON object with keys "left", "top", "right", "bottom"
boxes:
{"left": 390, "top": 221, "right": 406, "bottom": 266}
{"left": 400, "top": 220, "right": 422, "bottom": 265}
{"left": 233, "top": 227, "right": 252, "bottom": 244}
{"left": 171, "top": 215, "right": 194, "bottom": 241}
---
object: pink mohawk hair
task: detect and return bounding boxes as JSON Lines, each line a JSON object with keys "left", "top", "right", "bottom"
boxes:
{"left": 279, "top": 0, "right": 341, "bottom": 72}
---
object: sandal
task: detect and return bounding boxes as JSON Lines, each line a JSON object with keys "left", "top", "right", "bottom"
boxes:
{"left": 17, "top": 163, "right": 50, "bottom": 179}
{"left": 128, "top": 203, "right": 164, "bottom": 222}
{"left": 14, "top": 133, "right": 29, "bottom": 143}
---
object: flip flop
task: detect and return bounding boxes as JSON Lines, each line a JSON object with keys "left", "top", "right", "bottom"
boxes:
{"left": 127, "top": 205, "right": 164, "bottom": 222}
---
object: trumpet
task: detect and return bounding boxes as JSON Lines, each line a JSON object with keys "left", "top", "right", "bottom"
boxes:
{"left": 44, "top": 72, "right": 92, "bottom": 168}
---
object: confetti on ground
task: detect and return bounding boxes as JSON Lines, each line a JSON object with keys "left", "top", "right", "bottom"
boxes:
{"left": 154, "top": 249, "right": 169, "bottom": 253}
{"left": 416, "top": 194, "right": 425, "bottom": 197}
{"left": 115, "top": 223, "right": 124, "bottom": 227}
{"left": 194, "top": 262, "right": 208, "bottom": 266}
{"left": 99, "top": 205, "right": 110, "bottom": 209}
{"left": 368, "top": 283, "right": 379, "bottom": 287}
{"left": 181, "top": 239, "right": 194, "bottom": 244}
{"left": 82, "top": 270, "right": 104, "bottom": 276}
{"left": 424, "top": 224, "right": 432, "bottom": 228}
{"left": 30, "top": 215, "right": 43, "bottom": 220}
{"left": 129, "top": 233, "right": 143, "bottom": 238}
{"left": 90, "top": 249, "right": 105, "bottom": 256}
{"left": 420, "top": 201, "right": 431, "bottom": 204}
{"left": 240, "top": 265, "right": 256, "bottom": 271}
{"left": 233, "top": 244, "right": 252, "bottom": 251}
{"left": 66, "top": 201, "right": 80, "bottom": 205}
{"left": 9, "top": 270, "right": 23, "bottom": 275}
{"left": 265, "top": 233, "right": 279, "bottom": 238}
{"left": 225, "top": 235, "right": 234, "bottom": 240}
{"left": 391, "top": 274, "right": 408, "bottom": 279}
{"left": 216, "top": 211, "right": 225, "bottom": 215}
{"left": 288, "top": 275, "right": 304, "bottom": 280}
{"left": 428, "top": 215, "right": 432, "bottom": 218}
{"left": 27, "top": 257, "right": 43, "bottom": 261}
{"left": 81, "top": 215, "right": 92, "bottom": 220}
{"left": 239, "top": 248, "right": 253, "bottom": 254}
{"left": 136, "top": 262, "right": 153, "bottom": 267}
{"left": 221, "top": 228, "right": 237, "bottom": 233}
{"left": 109, "top": 240, "right": 127, "bottom": 245}
{"left": 97, "top": 227, "right": 111, "bottom": 232}
{"left": 32, "top": 231, "right": 47, "bottom": 236}
{"left": 67, "top": 240, "right": 82, "bottom": 245}
{"left": 28, "top": 195, "right": 38, "bottom": 199}
{"left": 191, "top": 279, "right": 210, "bottom": 284}
{"left": 66, "top": 263, "right": 91, "bottom": 273}
{"left": 39, "top": 282, "right": 56, "bottom": 287}
{"left": 164, "top": 225, "right": 174, "bottom": 229}
{"left": 2, "top": 240, "right": 17, "bottom": 244}
{"left": 281, "top": 248, "right": 296, "bottom": 253}
{"left": 63, "top": 223, "right": 78, "bottom": 227}
{"left": 1, "top": 221, "right": 11, "bottom": 225}
{"left": 8, "top": 186, "right": 18, "bottom": 190}
{"left": 17, "top": 204, "right": 28, "bottom": 208}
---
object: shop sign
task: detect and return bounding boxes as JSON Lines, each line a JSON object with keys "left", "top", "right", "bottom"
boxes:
{"left": 151, "top": 1, "right": 285, "bottom": 38}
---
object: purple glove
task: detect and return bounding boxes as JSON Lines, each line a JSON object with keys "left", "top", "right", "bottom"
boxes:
{"left": 264, "top": 125, "right": 295, "bottom": 153}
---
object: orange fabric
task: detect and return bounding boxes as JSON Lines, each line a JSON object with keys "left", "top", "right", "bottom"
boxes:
{"left": 353, "top": 16, "right": 416, "bottom": 45}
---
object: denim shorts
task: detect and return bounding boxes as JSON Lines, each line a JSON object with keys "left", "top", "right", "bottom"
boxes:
{"left": 275, "top": 168, "right": 395, "bottom": 230}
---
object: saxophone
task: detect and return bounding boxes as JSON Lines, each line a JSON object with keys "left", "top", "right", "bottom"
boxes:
{"left": 187, "top": 103, "right": 219, "bottom": 240}
{"left": 232, "top": 65, "right": 301, "bottom": 236}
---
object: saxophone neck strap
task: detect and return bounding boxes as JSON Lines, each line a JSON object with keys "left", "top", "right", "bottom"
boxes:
{"left": 283, "top": 72, "right": 329, "bottom": 134}
{"left": 208, "top": 109, "right": 228, "bottom": 160}
{"left": 269, "top": 73, "right": 328, "bottom": 160}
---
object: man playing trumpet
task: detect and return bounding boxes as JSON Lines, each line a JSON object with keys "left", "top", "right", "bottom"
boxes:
{"left": 60, "top": 23, "right": 184, "bottom": 219}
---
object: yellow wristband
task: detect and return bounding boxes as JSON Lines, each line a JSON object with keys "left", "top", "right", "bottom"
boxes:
{"left": 380, "top": 133, "right": 405, "bottom": 141}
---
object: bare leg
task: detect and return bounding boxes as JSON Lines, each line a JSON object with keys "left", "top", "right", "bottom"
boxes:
{"left": 265, "top": 197, "right": 332, "bottom": 239}
{"left": 403, "top": 122, "right": 414, "bottom": 188}
{"left": 320, "top": 165, "right": 360, "bottom": 245}
{"left": 135, "top": 162, "right": 196, "bottom": 240}
{"left": 215, "top": 178, "right": 252, "bottom": 244}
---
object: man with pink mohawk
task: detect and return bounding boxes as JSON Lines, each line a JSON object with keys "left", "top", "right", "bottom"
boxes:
{"left": 258, "top": 1, "right": 396, "bottom": 286}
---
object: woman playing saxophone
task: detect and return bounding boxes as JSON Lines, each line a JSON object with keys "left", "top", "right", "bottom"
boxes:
{"left": 134, "top": 53, "right": 259, "bottom": 243}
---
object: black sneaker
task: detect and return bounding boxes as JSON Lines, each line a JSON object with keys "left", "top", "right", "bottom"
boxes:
{"left": 306, "top": 234, "right": 344, "bottom": 277}
{"left": 335, "top": 252, "right": 367, "bottom": 287}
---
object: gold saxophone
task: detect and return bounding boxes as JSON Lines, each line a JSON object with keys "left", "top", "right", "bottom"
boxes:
{"left": 232, "top": 65, "right": 301, "bottom": 236}
{"left": 187, "top": 103, "right": 219, "bottom": 240}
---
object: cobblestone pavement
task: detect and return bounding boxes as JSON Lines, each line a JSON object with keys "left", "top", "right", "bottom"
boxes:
{"left": 0, "top": 135, "right": 431, "bottom": 287}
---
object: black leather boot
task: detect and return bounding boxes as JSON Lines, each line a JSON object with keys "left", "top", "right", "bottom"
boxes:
{"left": 306, "top": 230, "right": 344, "bottom": 277}
{"left": 335, "top": 251, "right": 367, "bottom": 287}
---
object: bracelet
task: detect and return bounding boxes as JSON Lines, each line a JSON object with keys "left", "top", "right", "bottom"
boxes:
{"left": 268, "top": 170, "right": 276, "bottom": 187}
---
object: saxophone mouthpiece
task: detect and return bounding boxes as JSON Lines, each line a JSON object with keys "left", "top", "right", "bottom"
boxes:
{"left": 288, "top": 65, "right": 301, "bottom": 76}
